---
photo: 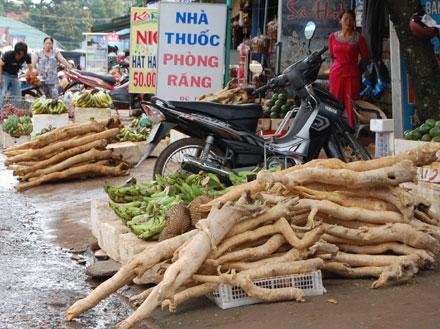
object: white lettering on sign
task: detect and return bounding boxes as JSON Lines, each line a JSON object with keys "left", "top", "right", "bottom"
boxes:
{"left": 426, "top": 1, "right": 440, "bottom": 15}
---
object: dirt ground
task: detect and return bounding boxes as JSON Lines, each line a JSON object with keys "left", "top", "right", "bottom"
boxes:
{"left": 1, "top": 152, "right": 440, "bottom": 329}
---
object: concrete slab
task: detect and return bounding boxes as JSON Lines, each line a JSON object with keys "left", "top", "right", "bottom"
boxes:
{"left": 99, "top": 221, "right": 130, "bottom": 262}
{"left": 90, "top": 199, "right": 119, "bottom": 240}
{"left": 107, "top": 139, "right": 170, "bottom": 165}
{"left": 2, "top": 132, "right": 31, "bottom": 149}
{"left": 119, "top": 232, "right": 154, "bottom": 264}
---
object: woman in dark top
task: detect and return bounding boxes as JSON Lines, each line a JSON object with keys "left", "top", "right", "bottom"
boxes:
{"left": 0, "top": 42, "right": 34, "bottom": 98}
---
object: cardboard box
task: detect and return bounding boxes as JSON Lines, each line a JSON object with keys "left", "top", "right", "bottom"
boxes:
{"left": 257, "top": 119, "right": 271, "bottom": 132}
{"left": 370, "top": 119, "right": 394, "bottom": 132}
{"left": 271, "top": 118, "right": 293, "bottom": 131}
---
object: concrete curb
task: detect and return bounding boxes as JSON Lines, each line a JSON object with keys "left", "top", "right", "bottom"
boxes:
{"left": 90, "top": 200, "right": 156, "bottom": 264}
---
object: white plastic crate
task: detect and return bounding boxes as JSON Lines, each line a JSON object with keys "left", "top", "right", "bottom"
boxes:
{"left": 207, "top": 270, "right": 325, "bottom": 310}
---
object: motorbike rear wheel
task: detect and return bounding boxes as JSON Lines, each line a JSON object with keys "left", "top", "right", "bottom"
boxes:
{"left": 153, "top": 137, "right": 223, "bottom": 178}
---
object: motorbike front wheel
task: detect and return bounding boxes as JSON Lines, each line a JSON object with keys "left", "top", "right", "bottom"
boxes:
{"left": 153, "top": 137, "right": 223, "bottom": 178}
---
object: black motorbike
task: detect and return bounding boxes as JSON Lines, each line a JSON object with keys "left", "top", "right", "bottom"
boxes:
{"left": 137, "top": 22, "right": 371, "bottom": 182}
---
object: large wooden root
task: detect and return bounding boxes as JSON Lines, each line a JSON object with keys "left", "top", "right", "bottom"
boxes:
{"left": 65, "top": 230, "right": 197, "bottom": 321}
{"left": 14, "top": 139, "right": 108, "bottom": 177}
{"left": 322, "top": 223, "right": 440, "bottom": 253}
{"left": 129, "top": 287, "right": 155, "bottom": 307}
{"left": 323, "top": 257, "right": 420, "bottom": 289}
{"left": 293, "top": 186, "right": 395, "bottom": 212}
{"left": 227, "top": 241, "right": 338, "bottom": 271}
{"left": 212, "top": 218, "right": 323, "bottom": 259}
{"left": 6, "top": 117, "right": 119, "bottom": 152}
{"left": 337, "top": 242, "right": 435, "bottom": 264}
{"left": 339, "top": 187, "right": 416, "bottom": 220}
{"left": 16, "top": 162, "right": 129, "bottom": 191}
{"left": 20, "top": 148, "right": 113, "bottom": 181}
{"left": 194, "top": 258, "right": 325, "bottom": 284}
{"left": 227, "top": 197, "right": 299, "bottom": 237}
{"left": 161, "top": 283, "right": 218, "bottom": 312}
{"left": 115, "top": 203, "right": 255, "bottom": 329}
{"left": 201, "top": 144, "right": 439, "bottom": 211}
{"left": 258, "top": 160, "right": 416, "bottom": 190}
{"left": 5, "top": 128, "right": 119, "bottom": 165}
{"left": 330, "top": 251, "right": 428, "bottom": 268}
{"left": 295, "top": 199, "right": 404, "bottom": 225}
{"left": 206, "top": 234, "right": 286, "bottom": 267}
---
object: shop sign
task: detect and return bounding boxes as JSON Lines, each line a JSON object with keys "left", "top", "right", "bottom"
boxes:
{"left": 421, "top": 0, "right": 440, "bottom": 55}
{"left": 156, "top": 3, "right": 227, "bottom": 101}
{"left": 279, "top": 0, "right": 351, "bottom": 71}
{"left": 129, "top": 8, "right": 159, "bottom": 94}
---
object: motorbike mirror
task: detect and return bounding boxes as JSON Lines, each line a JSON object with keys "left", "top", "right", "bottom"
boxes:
{"left": 304, "top": 21, "right": 316, "bottom": 40}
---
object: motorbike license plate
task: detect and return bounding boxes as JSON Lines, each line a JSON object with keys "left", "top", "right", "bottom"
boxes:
{"left": 146, "top": 124, "right": 161, "bottom": 143}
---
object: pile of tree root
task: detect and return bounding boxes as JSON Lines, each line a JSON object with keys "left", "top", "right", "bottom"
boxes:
{"left": 65, "top": 143, "right": 440, "bottom": 329}
{"left": 4, "top": 118, "right": 129, "bottom": 191}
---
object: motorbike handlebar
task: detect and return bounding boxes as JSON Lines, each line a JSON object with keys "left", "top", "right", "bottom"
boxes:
{"left": 317, "top": 46, "right": 328, "bottom": 57}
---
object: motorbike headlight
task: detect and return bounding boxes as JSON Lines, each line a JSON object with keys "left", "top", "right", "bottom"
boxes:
{"left": 142, "top": 103, "right": 165, "bottom": 124}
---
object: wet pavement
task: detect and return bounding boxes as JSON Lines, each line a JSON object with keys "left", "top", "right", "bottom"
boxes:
{"left": 0, "top": 154, "right": 152, "bottom": 329}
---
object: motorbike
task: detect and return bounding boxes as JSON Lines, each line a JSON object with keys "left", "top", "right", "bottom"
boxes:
{"left": 62, "top": 61, "right": 146, "bottom": 110}
{"left": 20, "top": 74, "right": 43, "bottom": 98}
{"left": 136, "top": 22, "right": 371, "bottom": 183}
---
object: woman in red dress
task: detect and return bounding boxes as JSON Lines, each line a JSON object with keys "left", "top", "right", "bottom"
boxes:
{"left": 329, "top": 10, "right": 369, "bottom": 127}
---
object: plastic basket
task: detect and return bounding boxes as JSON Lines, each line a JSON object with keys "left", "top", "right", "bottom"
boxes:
{"left": 207, "top": 270, "right": 326, "bottom": 310}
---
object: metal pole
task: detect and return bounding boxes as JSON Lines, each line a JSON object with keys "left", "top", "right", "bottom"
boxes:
{"left": 263, "top": 0, "right": 268, "bottom": 34}
{"left": 224, "top": 0, "right": 232, "bottom": 85}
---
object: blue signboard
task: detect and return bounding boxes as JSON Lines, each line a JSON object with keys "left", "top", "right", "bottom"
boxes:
{"left": 421, "top": 0, "right": 440, "bottom": 54}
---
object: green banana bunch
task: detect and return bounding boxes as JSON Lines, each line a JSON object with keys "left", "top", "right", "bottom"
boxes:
{"left": 109, "top": 200, "right": 146, "bottom": 222}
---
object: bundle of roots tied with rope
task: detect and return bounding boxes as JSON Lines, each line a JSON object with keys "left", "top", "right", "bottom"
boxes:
{"left": 3, "top": 118, "right": 129, "bottom": 191}
{"left": 65, "top": 143, "right": 440, "bottom": 329}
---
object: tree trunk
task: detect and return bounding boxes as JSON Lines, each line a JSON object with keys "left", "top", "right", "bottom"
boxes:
{"left": 384, "top": 0, "right": 440, "bottom": 121}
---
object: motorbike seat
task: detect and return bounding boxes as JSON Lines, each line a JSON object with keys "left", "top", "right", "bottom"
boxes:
{"left": 80, "top": 71, "right": 116, "bottom": 86}
{"left": 169, "top": 101, "right": 262, "bottom": 121}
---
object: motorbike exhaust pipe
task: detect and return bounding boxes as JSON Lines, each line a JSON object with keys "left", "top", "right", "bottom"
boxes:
{"left": 181, "top": 155, "right": 232, "bottom": 185}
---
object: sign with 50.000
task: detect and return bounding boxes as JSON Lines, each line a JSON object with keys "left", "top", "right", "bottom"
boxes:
{"left": 129, "top": 8, "right": 159, "bottom": 94}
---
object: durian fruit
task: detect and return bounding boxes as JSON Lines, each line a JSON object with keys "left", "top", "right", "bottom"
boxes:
{"left": 158, "top": 202, "right": 191, "bottom": 242}
{"left": 188, "top": 195, "right": 213, "bottom": 227}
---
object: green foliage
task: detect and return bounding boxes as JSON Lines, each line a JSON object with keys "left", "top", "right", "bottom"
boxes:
{"left": 11, "top": 0, "right": 127, "bottom": 50}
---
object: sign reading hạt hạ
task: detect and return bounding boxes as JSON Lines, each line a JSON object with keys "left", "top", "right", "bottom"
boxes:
{"left": 156, "top": 3, "right": 227, "bottom": 101}
{"left": 129, "top": 8, "right": 159, "bottom": 94}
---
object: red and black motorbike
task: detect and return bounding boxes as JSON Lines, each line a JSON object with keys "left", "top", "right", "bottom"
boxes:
{"left": 62, "top": 60, "right": 145, "bottom": 110}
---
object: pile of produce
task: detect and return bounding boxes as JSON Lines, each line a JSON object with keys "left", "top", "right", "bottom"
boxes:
{"left": 2, "top": 115, "right": 33, "bottom": 136}
{"left": 32, "top": 98, "right": 69, "bottom": 114}
{"left": 198, "top": 80, "right": 255, "bottom": 104}
{"left": 404, "top": 118, "right": 440, "bottom": 142}
{"left": 66, "top": 143, "right": 440, "bottom": 329}
{"left": 118, "top": 118, "right": 151, "bottom": 142}
{"left": 105, "top": 172, "right": 226, "bottom": 240}
{"left": 263, "top": 93, "right": 297, "bottom": 119}
{"left": 3, "top": 118, "right": 129, "bottom": 191}
{"left": 0, "top": 103, "right": 31, "bottom": 122}
{"left": 33, "top": 125, "right": 56, "bottom": 138}
{"left": 72, "top": 90, "right": 113, "bottom": 108}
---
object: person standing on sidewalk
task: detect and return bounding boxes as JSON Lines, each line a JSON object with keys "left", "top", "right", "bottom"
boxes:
{"left": 328, "top": 10, "right": 369, "bottom": 128}
{"left": 33, "top": 37, "right": 72, "bottom": 100}
{"left": 0, "top": 42, "right": 33, "bottom": 98}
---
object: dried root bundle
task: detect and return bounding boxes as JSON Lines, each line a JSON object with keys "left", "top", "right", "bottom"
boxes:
{"left": 3, "top": 118, "right": 128, "bottom": 191}
{"left": 65, "top": 144, "right": 440, "bottom": 328}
